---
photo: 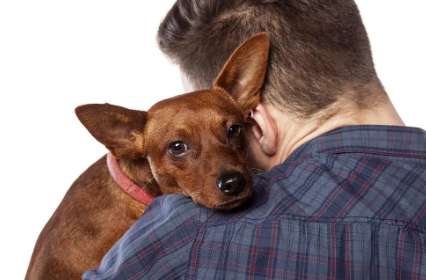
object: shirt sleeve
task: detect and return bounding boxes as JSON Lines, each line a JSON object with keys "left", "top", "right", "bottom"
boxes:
{"left": 82, "top": 195, "right": 203, "bottom": 280}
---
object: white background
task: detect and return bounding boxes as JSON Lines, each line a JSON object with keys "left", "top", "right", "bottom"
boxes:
{"left": 0, "top": 1, "right": 425, "bottom": 278}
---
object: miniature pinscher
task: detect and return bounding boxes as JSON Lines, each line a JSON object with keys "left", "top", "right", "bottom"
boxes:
{"left": 26, "top": 33, "right": 270, "bottom": 279}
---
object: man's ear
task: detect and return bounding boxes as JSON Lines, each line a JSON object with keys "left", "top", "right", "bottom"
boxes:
{"left": 213, "top": 32, "right": 270, "bottom": 113}
{"left": 249, "top": 104, "right": 278, "bottom": 156}
{"left": 75, "top": 104, "right": 147, "bottom": 158}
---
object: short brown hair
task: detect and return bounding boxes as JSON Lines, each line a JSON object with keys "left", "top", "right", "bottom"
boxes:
{"left": 157, "top": 0, "right": 380, "bottom": 116}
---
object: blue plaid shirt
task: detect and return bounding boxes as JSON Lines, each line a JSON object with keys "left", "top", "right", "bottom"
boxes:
{"left": 84, "top": 125, "right": 426, "bottom": 279}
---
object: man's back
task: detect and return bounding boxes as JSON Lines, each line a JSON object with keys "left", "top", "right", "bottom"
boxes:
{"left": 84, "top": 125, "right": 426, "bottom": 279}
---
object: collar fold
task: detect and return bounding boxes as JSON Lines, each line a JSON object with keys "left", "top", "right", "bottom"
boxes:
{"left": 106, "top": 153, "right": 154, "bottom": 206}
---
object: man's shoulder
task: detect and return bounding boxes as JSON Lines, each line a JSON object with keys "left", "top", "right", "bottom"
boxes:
{"left": 184, "top": 162, "right": 426, "bottom": 279}
{"left": 83, "top": 195, "right": 203, "bottom": 279}
{"left": 205, "top": 146, "right": 426, "bottom": 229}
{"left": 136, "top": 194, "right": 206, "bottom": 235}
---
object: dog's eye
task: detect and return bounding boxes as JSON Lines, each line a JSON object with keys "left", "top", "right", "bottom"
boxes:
{"left": 227, "top": 124, "right": 243, "bottom": 139}
{"left": 168, "top": 141, "right": 189, "bottom": 157}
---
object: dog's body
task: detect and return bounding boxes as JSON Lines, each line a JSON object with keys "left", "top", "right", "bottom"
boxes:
{"left": 26, "top": 33, "right": 270, "bottom": 280}
{"left": 26, "top": 157, "right": 148, "bottom": 279}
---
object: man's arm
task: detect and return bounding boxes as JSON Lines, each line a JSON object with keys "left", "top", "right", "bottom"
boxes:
{"left": 83, "top": 195, "right": 203, "bottom": 280}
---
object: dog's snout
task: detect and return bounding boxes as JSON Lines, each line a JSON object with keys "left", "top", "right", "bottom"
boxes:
{"left": 216, "top": 172, "right": 245, "bottom": 196}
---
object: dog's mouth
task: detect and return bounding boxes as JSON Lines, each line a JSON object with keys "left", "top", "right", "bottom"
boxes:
{"left": 211, "top": 188, "right": 253, "bottom": 210}
{"left": 213, "top": 198, "right": 247, "bottom": 210}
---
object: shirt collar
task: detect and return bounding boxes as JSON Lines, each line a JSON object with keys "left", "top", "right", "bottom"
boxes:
{"left": 284, "top": 125, "right": 426, "bottom": 164}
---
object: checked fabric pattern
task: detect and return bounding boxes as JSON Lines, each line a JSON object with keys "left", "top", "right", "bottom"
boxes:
{"left": 84, "top": 125, "right": 426, "bottom": 280}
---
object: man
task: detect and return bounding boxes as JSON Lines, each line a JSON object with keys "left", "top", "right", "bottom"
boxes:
{"left": 84, "top": 0, "right": 426, "bottom": 279}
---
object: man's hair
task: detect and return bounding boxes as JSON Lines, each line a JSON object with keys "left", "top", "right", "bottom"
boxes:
{"left": 157, "top": 0, "right": 380, "bottom": 116}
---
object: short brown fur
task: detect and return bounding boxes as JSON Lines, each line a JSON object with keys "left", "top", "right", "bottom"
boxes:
{"left": 26, "top": 33, "right": 270, "bottom": 279}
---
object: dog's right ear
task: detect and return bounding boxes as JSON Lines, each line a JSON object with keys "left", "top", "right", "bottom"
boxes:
{"left": 75, "top": 104, "right": 147, "bottom": 158}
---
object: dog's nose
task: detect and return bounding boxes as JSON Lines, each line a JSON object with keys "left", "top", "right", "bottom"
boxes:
{"left": 217, "top": 172, "right": 245, "bottom": 196}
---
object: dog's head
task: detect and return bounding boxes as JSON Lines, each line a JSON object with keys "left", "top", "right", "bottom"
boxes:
{"left": 76, "top": 33, "right": 270, "bottom": 210}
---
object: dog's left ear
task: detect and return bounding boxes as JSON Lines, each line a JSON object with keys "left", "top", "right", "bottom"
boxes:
{"left": 213, "top": 32, "right": 270, "bottom": 113}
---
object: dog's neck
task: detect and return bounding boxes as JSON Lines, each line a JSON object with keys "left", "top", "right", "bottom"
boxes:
{"left": 107, "top": 154, "right": 162, "bottom": 204}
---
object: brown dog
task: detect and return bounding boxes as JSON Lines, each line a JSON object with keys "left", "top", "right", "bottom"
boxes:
{"left": 25, "top": 33, "right": 270, "bottom": 279}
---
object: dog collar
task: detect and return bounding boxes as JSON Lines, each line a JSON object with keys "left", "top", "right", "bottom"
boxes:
{"left": 106, "top": 153, "right": 154, "bottom": 206}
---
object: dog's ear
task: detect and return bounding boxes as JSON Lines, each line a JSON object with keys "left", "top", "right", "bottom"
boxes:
{"left": 213, "top": 32, "right": 270, "bottom": 113}
{"left": 75, "top": 104, "right": 147, "bottom": 158}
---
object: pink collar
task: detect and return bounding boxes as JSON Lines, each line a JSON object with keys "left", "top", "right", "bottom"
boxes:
{"left": 106, "top": 153, "right": 154, "bottom": 206}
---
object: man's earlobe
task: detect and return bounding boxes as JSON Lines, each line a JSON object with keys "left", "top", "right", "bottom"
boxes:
{"left": 213, "top": 32, "right": 270, "bottom": 113}
{"left": 75, "top": 104, "right": 147, "bottom": 158}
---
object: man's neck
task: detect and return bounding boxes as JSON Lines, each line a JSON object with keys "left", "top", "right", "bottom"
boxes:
{"left": 267, "top": 93, "right": 404, "bottom": 169}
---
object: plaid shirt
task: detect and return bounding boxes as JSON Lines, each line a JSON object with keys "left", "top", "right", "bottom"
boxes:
{"left": 83, "top": 125, "right": 426, "bottom": 280}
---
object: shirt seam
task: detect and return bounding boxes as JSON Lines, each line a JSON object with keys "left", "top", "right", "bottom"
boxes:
{"left": 205, "top": 215, "right": 426, "bottom": 233}
{"left": 322, "top": 148, "right": 426, "bottom": 159}
{"left": 185, "top": 221, "right": 207, "bottom": 280}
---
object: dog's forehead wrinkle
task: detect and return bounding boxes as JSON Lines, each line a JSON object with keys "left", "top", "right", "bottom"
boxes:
{"left": 145, "top": 90, "right": 244, "bottom": 150}
{"left": 149, "top": 107, "right": 233, "bottom": 131}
